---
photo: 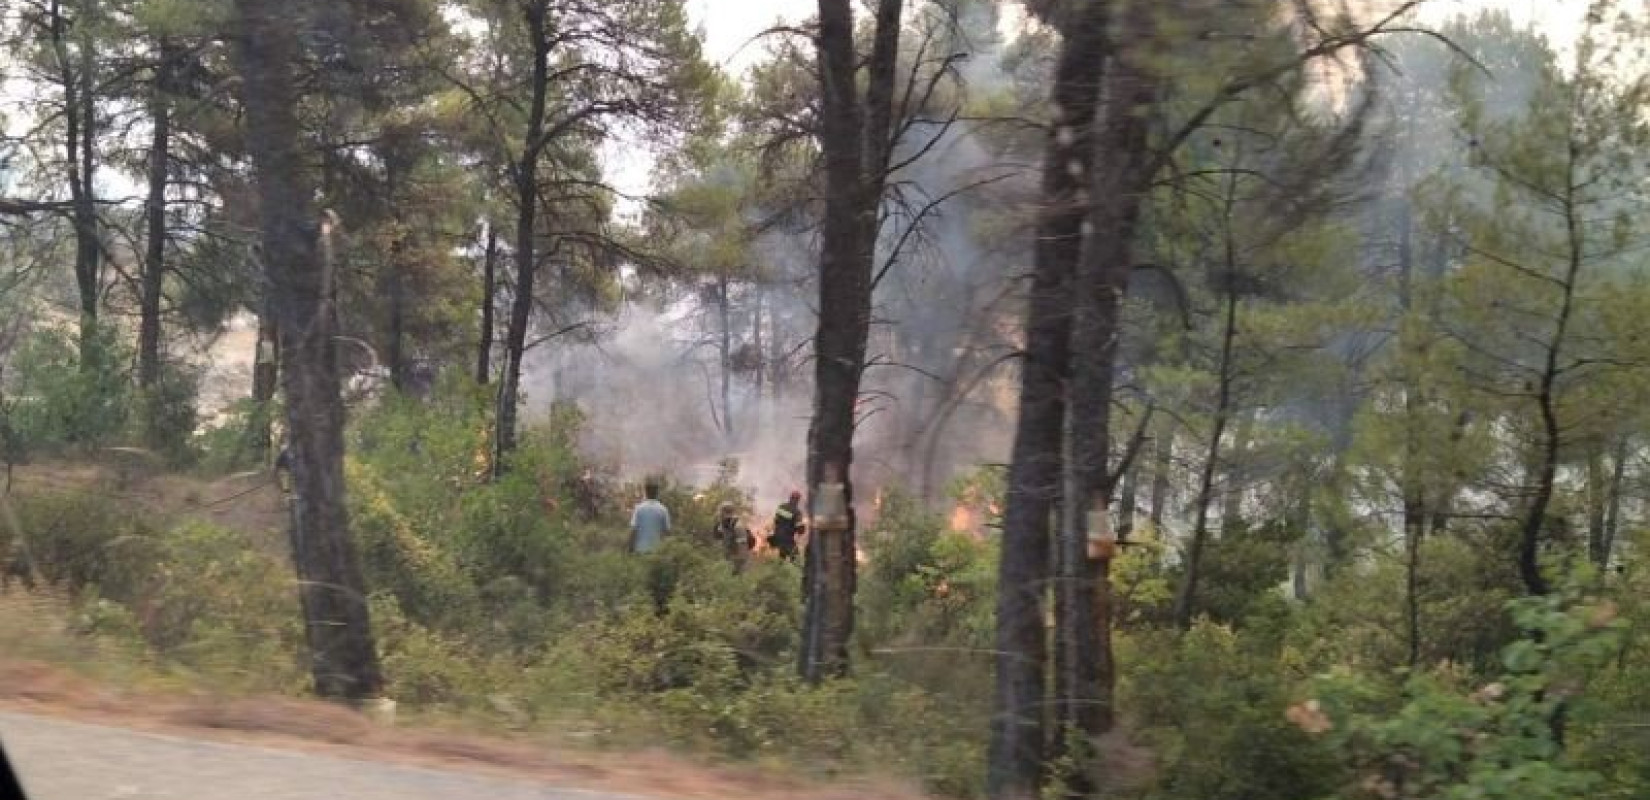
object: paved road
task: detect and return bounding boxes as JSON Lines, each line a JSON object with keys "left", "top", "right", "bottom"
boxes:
{"left": 0, "top": 712, "right": 647, "bottom": 800}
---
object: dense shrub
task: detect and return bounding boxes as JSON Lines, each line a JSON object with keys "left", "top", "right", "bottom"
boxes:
{"left": 3, "top": 328, "right": 133, "bottom": 452}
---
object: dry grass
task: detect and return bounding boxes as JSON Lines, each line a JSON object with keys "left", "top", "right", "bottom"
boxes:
{"left": 0, "top": 593, "right": 934, "bottom": 800}
{"left": 4, "top": 462, "right": 287, "bottom": 551}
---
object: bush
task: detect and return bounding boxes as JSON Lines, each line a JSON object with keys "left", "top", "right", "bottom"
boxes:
{"left": 1121, "top": 622, "right": 1342, "bottom": 800}
{"left": 135, "top": 362, "right": 203, "bottom": 467}
{"left": 6, "top": 492, "right": 163, "bottom": 602}
{"left": 1310, "top": 584, "right": 1632, "bottom": 800}
{"left": 3, "top": 327, "right": 133, "bottom": 452}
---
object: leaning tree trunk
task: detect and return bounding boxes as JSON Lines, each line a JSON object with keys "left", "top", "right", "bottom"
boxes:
{"left": 492, "top": 3, "right": 551, "bottom": 475}
{"left": 987, "top": 3, "right": 1111, "bottom": 797}
{"left": 1172, "top": 290, "right": 1237, "bottom": 630}
{"left": 798, "top": 0, "right": 902, "bottom": 684}
{"left": 234, "top": 0, "right": 383, "bottom": 701}
{"left": 139, "top": 38, "right": 177, "bottom": 393}
{"left": 1519, "top": 148, "right": 1584, "bottom": 598}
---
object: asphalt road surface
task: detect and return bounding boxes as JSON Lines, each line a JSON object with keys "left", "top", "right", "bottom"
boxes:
{"left": 0, "top": 712, "right": 650, "bottom": 800}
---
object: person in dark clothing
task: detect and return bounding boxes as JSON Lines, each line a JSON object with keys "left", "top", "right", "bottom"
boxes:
{"left": 768, "top": 490, "right": 805, "bottom": 563}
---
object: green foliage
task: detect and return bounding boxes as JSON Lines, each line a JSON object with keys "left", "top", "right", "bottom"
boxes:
{"left": 6, "top": 491, "right": 306, "bottom": 692}
{"left": 4, "top": 327, "right": 133, "bottom": 452}
{"left": 1311, "top": 585, "right": 1632, "bottom": 800}
{"left": 135, "top": 361, "right": 203, "bottom": 467}
{"left": 1121, "top": 623, "right": 1342, "bottom": 800}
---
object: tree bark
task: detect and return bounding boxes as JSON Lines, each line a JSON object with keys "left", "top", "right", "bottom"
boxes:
{"left": 476, "top": 222, "right": 498, "bottom": 384}
{"left": 1218, "top": 412, "right": 1252, "bottom": 538}
{"left": 251, "top": 303, "right": 279, "bottom": 461}
{"left": 1585, "top": 445, "right": 1607, "bottom": 570}
{"left": 234, "top": 0, "right": 383, "bottom": 701}
{"left": 493, "top": 1, "right": 552, "bottom": 475}
{"left": 1600, "top": 438, "right": 1628, "bottom": 570}
{"left": 988, "top": 3, "right": 1111, "bottom": 797}
{"left": 50, "top": 0, "right": 102, "bottom": 367}
{"left": 1057, "top": 3, "right": 1159, "bottom": 776}
{"left": 1116, "top": 458, "right": 1138, "bottom": 541}
{"left": 383, "top": 155, "right": 409, "bottom": 393}
{"left": 1519, "top": 138, "right": 1585, "bottom": 598}
{"left": 717, "top": 275, "right": 734, "bottom": 443}
{"left": 798, "top": 0, "right": 902, "bottom": 684}
{"left": 139, "top": 38, "right": 178, "bottom": 392}
{"left": 1148, "top": 420, "right": 1173, "bottom": 531}
{"left": 1397, "top": 200, "right": 1425, "bottom": 667}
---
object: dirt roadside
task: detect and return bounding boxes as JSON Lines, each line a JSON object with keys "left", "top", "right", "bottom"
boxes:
{"left": 0, "top": 661, "right": 928, "bottom": 800}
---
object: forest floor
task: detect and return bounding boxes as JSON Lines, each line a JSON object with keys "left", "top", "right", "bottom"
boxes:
{"left": 4, "top": 460, "right": 289, "bottom": 551}
{"left": 0, "top": 464, "right": 931, "bottom": 800}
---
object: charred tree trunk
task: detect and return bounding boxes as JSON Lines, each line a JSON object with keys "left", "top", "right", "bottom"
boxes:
{"left": 234, "top": 0, "right": 383, "bottom": 701}
{"left": 476, "top": 222, "right": 498, "bottom": 385}
{"left": 987, "top": 4, "right": 1110, "bottom": 796}
{"left": 139, "top": 38, "right": 178, "bottom": 392}
{"left": 493, "top": 2, "right": 552, "bottom": 475}
{"left": 798, "top": 0, "right": 901, "bottom": 684}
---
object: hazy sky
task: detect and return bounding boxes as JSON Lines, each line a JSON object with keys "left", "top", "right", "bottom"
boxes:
{"left": 607, "top": 0, "right": 1591, "bottom": 201}
{"left": 685, "top": 0, "right": 1591, "bottom": 69}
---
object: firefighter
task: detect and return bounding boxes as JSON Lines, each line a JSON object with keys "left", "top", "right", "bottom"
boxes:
{"left": 714, "top": 502, "right": 754, "bottom": 573}
{"left": 768, "top": 490, "right": 805, "bottom": 563}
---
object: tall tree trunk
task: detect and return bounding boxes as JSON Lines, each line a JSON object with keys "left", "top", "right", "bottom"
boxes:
{"left": 1586, "top": 445, "right": 1607, "bottom": 569}
{"left": 234, "top": 0, "right": 382, "bottom": 701}
{"left": 752, "top": 285, "right": 764, "bottom": 415}
{"left": 493, "top": 2, "right": 551, "bottom": 475}
{"left": 987, "top": 4, "right": 1110, "bottom": 796}
{"left": 1172, "top": 289, "right": 1237, "bottom": 630}
{"left": 1519, "top": 146, "right": 1584, "bottom": 598}
{"left": 1116, "top": 459, "right": 1138, "bottom": 541}
{"left": 51, "top": 0, "right": 101, "bottom": 367}
{"left": 798, "top": 0, "right": 901, "bottom": 684}
{"left": 717, "top": 275, "right": 734, "bottom": 443}
{"left": 476, "top": 222, "right": 498, "bottom": 384}
{"left": 1218, "top": 412, "right": 1253, "bottom": 538}
{"left": 1397, "top": 200, "right": 1426, "bottom": 668}
{"left": 139, "top": 38, "right": 177, "bottom": 392}
{"left": 1058, "top": 1, "right": 1159, "bottom": 775}
{"left": 383, "top": 156, "right": 409, "bottom": 393}
{"left": 1600, "top": 437, "right": 1628, "bottom": 570}
{"left": 251, "top": 303, "right": 279, "bottom": 461}
{"left": 1148, "top": 420, "right": 1173, "bottom": 531}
